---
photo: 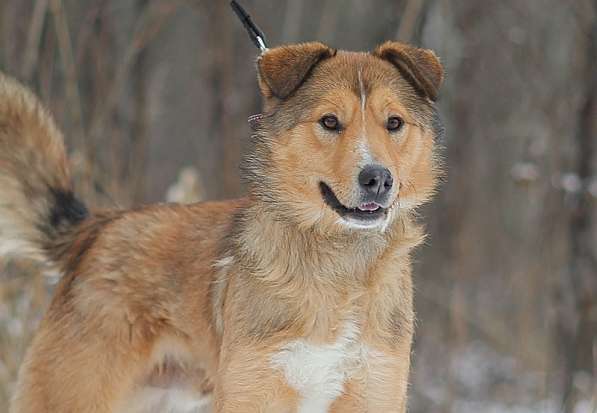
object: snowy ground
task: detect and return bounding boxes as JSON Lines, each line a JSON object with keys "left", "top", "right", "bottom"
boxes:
{"left": 412, "top": 340, "right": 595, "bottom": 413}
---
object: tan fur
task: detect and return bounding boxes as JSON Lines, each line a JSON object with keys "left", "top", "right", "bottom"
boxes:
{"left": 2, "top": 40, "right": 444, "bottom": 413}
{"left": 0, "top": 75, "right": 72, "bottom": 261}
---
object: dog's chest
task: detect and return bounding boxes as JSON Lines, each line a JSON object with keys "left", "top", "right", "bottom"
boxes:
{"left": 270, "top": 320, "right": 365, "bottom": 413}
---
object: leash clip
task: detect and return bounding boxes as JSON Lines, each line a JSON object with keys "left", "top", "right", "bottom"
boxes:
{"left": 230, "top": 1, "right": 268, "bottom": 53}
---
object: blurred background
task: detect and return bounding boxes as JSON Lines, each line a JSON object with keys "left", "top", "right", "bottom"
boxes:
{"left": 0, "top": 0, "right": 595, "bottom": 412}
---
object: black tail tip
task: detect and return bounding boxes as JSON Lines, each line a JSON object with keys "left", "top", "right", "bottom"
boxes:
{"left": 49, "top": 188, "right": 88, "bottom": 229}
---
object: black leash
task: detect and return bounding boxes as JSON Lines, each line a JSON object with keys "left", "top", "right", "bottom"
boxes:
{"left": 230, "top": 1, "right": 268, "bottom": 130}
{"left": 230, "top": 1, "right": 268, "bottom": 52}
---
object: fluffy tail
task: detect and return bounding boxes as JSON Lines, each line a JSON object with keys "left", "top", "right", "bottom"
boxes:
{"left": 0, "top": 73, "right": 88, "bottom": 266}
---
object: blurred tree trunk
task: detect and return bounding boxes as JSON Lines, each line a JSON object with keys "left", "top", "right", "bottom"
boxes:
{"left": 205, "top": 1, "right": 240, "bottom": 198}
{"left": 129, "top": 0, "right": 149, "bottom": 204}
{"left": 558, "top": 2, "right": 597, "bottom": 410}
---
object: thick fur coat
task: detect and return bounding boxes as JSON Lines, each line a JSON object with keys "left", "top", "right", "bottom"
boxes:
{"left": 0, "top": 40, "right": 443, "bottom": 412}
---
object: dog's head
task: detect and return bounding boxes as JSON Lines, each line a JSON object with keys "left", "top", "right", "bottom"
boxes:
{"left": 245, "top": 41, "right": 444, "bottom": 232}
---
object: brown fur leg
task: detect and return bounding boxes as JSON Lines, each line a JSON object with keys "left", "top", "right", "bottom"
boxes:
{"left": 10, "top": 306, "right": 153, "bottom": 413}
{"left": 330, "top": 345, "right": 411, "bottom": 413}
{"left": 214, "top": 347, "right": 296, "bottom": 413}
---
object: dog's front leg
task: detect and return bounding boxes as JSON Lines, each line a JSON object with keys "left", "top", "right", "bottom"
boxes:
{"left": 330, "top": 342, "right": 412, "bottom": 413}
{"left": 214, "top": 344, "right": 297, "bottom": 413}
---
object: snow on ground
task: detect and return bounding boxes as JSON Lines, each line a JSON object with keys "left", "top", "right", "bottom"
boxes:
{"left": 412, "top": 340, "right": 595, "bottom": 413}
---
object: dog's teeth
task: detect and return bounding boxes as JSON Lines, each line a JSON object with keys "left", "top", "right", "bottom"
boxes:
{"left": 358, "top": 203, "right": 380, "bottom": 212}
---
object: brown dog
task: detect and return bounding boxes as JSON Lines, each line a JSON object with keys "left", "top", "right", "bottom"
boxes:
{"left": 0, "top": 40, "right": 443, "bottom": 412}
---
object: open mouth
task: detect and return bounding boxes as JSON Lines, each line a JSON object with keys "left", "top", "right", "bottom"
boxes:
{"left": 319, "top": 182, "right": 388, "bottom": 223}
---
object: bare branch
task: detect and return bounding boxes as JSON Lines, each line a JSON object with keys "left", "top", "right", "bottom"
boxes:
{"left": 21, "top": 0, "right": 49, "bottom": 81}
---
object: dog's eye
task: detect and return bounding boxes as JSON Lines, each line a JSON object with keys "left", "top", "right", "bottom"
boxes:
{"left": 386, "top": 116, "right": 404, "bottom": 132}
{"left": 320, "top": 115, "right": 341, "bottom": 132}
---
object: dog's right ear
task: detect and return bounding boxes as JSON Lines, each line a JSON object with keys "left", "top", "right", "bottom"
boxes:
{"left": 257, "top": 42, "right": 335, "bottom": 100}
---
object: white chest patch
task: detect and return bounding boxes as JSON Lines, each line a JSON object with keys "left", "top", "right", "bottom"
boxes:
{"left": 270, "top": 321, "right": 364, "bottom": 413}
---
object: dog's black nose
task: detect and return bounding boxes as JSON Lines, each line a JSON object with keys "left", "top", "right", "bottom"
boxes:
{"left": 358, "top": 165, "right": 393, "bottom": 197}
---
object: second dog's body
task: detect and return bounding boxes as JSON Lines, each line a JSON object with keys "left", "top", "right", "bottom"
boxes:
{"left": 1, "top": 40, "right": 443, "bottom": 412}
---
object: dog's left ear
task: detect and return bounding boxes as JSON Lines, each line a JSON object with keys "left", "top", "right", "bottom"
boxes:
{"left": 257, "top": 42, "right": 335, "bottom": 100}
{"left": 372, "top": 41, "right": 444, "bottom": 101}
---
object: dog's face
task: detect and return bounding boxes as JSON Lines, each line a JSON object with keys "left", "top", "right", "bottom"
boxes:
{"left": 248, "top": 41, "right": 443, "bottom": 232}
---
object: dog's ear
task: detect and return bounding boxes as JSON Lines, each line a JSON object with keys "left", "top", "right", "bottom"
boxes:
{"left": 372, "top": 41, "right": 444, "bottom": 101}
{"left": 257, "top": 42, "right": 335, "bottom": 100}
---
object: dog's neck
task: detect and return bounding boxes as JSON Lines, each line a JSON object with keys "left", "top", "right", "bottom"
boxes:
{"left": 210, "top": 198, "right": 424, "bottom": 340}
{"left": 231, "top": 198, "right": 423, "bottom": 285}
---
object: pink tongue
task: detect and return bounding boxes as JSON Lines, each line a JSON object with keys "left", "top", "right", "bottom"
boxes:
{"left": 358, "top": 202, "right": 380, "bottom": 212}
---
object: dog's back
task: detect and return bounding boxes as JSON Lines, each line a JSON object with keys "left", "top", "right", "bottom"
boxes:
{"left": 0, "top": 73, "right": 243, "bottom": 412}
